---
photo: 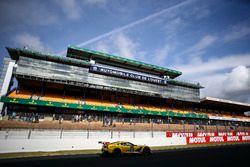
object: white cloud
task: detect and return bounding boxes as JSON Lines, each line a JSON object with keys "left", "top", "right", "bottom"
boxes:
{"left": 54, "top": 0, "right": 82, "bottom": 20}
{"left": 15, "top": 33, "right": 47, "bottom": 52}
{"left": 84, "top": 0, "right": 107, "bottom": 6}
{"left": 198, "top": 66, "right": 250, "bottom": 103}
{"left": 0, "top": 1, "right": 58, "bottom": 28}
{"left": 189, "top": 6, "right": 211, "bottom": 20}
{"left": 186, "top": 35, "right": 217, "bottom": 54}
{"left": 92, "top": 33, "right": 145, "bottom": 61}
{"left": 222, "top": 66, "right": 250, "bottom": 98}
{"left": 173, "top": 35, "right": 217, "bottom": 62}
{"left": 175, "top": 52, "right": 250, "bottom": 103}
{"left": 164, "top": 17, "right": 183, "bottom": 35}
{"left": 153, "top": 45, "right": 172, "bottom": 65}
{"left": 76, "top": 0, "right": 195, "bottom": 47}
{"left": 175, "top": 53, "right": 250, "bottom": 77}
{"left": 224, "top": 24, "right": 250, "bottom": 42}
{"left": 113, "top": 33, "right": 137, "bottom": 59}
{"left": 95, "top": 40, "right": 110, "bottom": 53}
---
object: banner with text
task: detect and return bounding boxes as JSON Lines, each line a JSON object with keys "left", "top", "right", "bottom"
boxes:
{"left": 186, "top": 135, "right": 250, "bottom": 144}
{"left": 166, "top": 131, "right": 249, "bottom": 138}
{"left": 89, "top": 65, "right": 168, "bottom": 85}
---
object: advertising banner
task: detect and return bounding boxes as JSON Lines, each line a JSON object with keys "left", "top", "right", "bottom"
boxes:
{"left": 89, "top": 65, "right": 168, "bottom": 85}
{"left": 166, "top": 131, "right": 249, "bottom": 138}
{"left": 186, "top": 135, "right": 250, "bottom": 144}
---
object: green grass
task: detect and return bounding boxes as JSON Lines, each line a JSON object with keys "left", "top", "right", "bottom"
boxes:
{"left": 0, "top": 142, "right": 249, "bottom": 159}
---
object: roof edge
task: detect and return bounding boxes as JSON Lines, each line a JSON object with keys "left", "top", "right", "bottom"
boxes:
{"left": 67, "top": 45, "right": 182, "bottom": 77}
{"left": 201, "top": 96, "right": 250, "bottom": 107}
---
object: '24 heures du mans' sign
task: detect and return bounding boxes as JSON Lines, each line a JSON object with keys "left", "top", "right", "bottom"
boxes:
{"left": 89, "top": 65, "right": 168, "bottom": 85}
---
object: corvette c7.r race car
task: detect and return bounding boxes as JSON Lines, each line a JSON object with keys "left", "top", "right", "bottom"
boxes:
{"left": 99, "top": 141, "right": 151, "bottom": 157}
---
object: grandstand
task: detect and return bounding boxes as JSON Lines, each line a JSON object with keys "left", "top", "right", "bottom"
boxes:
{"left": 0, "top": 45, "right": 249, "bottom": 133}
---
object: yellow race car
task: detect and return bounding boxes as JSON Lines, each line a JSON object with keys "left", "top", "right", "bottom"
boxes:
{"left": 99, "top": 141, "right": 151, "bottom": 157}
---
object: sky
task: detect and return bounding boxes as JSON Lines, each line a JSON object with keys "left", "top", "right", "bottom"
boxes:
{"left": 0, "top": 0, "right": 250, "bottom": 103}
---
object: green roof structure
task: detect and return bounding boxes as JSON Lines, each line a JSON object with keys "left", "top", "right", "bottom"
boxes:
{"left": 7, "top": 47, "right": 91, "bottom": 68}
{"left": 67, "top": 45, "right": 182, "bottom": 79}
{"left": 167, "top": 79, "right": 203, "bottom": 89}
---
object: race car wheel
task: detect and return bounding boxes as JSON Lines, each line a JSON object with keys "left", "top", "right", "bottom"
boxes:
{"left": 142, "top": 147, "right": 151, "bottom": 156}
{"left": 113, "top": 148, "right": 121, "bottom": 157}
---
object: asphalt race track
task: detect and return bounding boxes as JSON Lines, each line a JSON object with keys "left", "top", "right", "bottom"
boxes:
{"left": 0, "top": 144, "right": 249, "bottom": 167}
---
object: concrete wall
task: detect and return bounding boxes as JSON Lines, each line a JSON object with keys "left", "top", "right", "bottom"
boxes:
{"left": 0, "top": 130, "right": 186, "bottom": 153}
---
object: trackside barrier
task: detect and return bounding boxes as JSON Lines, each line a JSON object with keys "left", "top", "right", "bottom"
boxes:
{"left": 166, "top": 131, "right": 250, "bottom": 145}
{"left": 166, "top": 131, "right": 249, "bottom": 137}
{"left": 186, "top": 136, "right": 250, "bottom": 144}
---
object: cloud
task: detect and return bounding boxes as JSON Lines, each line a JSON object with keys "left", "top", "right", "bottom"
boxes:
{"left": 163, "top": 17, "right": 184, "bottom": 37}
{"left": 113, "top": 33, "right": 138, "bottom": 59}
{"left": 175, "top": 53, "right": 250, "bottom": 77}
{"left": 189, "top": 35, "right": 217, "bottom": 52}
{"left": 198, "top": 66, "right": 250, "bottom": 103}
{"left": 84, "top": 0, "right": 107, "bottom": 6}
{"left": 222, "top": 65, "right": 250, "bottom": 101}
{"left": 224, "top": 24, "right": 250, "bottom": 42}
{"left": 172, "top": 35, "right": 217, "bottom": 65}
{"left": 0, "top": 0, "right": 58, "bottom": 28}
{"left": 95, "top": 40, "right": 110, "bottom": 53}
{"left": 54, "top": 0, "right": 82, "bottom": 20}
{"left": 92, "top": 33, "right": 145, "bottom": 61}
{"left": 189, "top": 6, "right": 211, "bottom": 20}
{"left": 15, "top": 33, "right": 47, "bottom": 52}
{"left": 153, "top": 44, "right": 172, "bottom": 65}
{"left": 175, "top": 51, "right": 250, "bottom": 103}
{"left": 76, "top": 0, "right": 195, "bottom": 47}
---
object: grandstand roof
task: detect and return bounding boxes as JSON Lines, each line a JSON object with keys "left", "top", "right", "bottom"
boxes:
{"left": 200, "top": 97, "right": 250, "bottom": 112}
{"left": 167, "top": 79, "right": 203, "bottom": 89}
{"left": 66, "top": 45, "right": 182, "bottom": 79}
{"left": 6, "top": 47, "right": 91, "bottom": 68}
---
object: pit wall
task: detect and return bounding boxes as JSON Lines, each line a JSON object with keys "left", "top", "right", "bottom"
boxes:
{"left": 0, "top": 130, "right": 249, "bottom": 153}
{"left": 0, "top": 130, "right": 186, "bottom": 153}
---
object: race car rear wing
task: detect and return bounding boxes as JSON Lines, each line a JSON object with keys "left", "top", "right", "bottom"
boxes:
{"left": 98, "top": 141, "right": 110, "bottom": 145}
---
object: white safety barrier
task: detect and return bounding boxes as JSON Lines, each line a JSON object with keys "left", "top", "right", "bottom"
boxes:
{"left": 0, "top": 130, "right": 187, "bottom": 153}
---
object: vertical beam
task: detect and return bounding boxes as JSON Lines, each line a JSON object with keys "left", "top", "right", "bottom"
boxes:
{"left": 0, "top": 61, "right": 15, "bottom": 116}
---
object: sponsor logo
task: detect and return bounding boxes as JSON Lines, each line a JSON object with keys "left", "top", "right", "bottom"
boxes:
{"left": 242, "top": 136, "right": 250, "bottom": 141}
{"left": 90, "top": 65, "right": 167, "bottom": 85}
{"left": 237, "top": 132, "right": 249, "bottom": 136}
{"left": 173, "top": 133, "right": 193, "bottom": 137}
{"left": 209, "top": 136, "right": 225, "bottom": 142}
{"left": 197, "top": 132, "right": 215, "bottom": 137}
{"left": 227, "top": 136, "right": 240, "bottom": 142}
{"left": 188, "top": 137, "right": 206, "bottom": 144}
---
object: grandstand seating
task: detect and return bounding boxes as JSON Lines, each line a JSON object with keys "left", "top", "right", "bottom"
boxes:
{"left": 6, "top": 89, "right": 250, "bottom": 122}
{"left": 8, "top": 90, "right": 32, "bottom": 99}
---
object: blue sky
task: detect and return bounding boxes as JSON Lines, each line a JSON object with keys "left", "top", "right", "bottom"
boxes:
{"left": 0, "top": 0, "right": 250, "bottom": 103}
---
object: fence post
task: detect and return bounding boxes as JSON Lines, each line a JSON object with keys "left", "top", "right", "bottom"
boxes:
{"left": 27, "top": 129, "right": 32, "bottom": 139}
{"left": 60, "top": 128, "right": 63, "bottom": 139}
{"left": 87, "top": 121, "right": 90, "bottom": 139}
{"left": 151, "top": 122, "right": 154, "bottom": 138}
{"left": 133, "top": 123, "right": 135, "bottom": 138}
{"left": 5, "top": 129, "right": 9, "bottom": 139}
{"left": 216, "top": 124, "right": 218, "bottom": 133}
